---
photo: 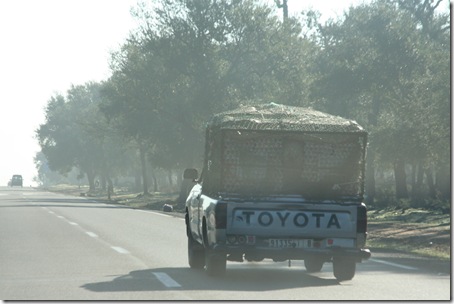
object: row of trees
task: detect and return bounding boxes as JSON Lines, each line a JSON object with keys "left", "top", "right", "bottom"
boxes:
{"left": 36, "top": 0, "right": 450, "bottom": 208}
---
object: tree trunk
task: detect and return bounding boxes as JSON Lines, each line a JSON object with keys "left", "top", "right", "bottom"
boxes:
{"left": 365, "top": 150, "right": 376, "bottom": 204}
{"left": 177, "top": 169, "right": 183, "bottom": 193}
{"left": 86, "top": 170, "right": 96, "bottom": 193}
{"left": 100, "top": 175, "right": 106, "bottom": 191}
{"left": 153, "top": 175, "right": 158, "bottom": 192}
{"left": 425, "top": 166, "right": 436, "bottom": 199}
{"left": 134, "top": 171, "right": 141, "bottom": 192}
{"left": 150, "top": 168, "right": 158, "bottom": 193}
{"left": 416, "top": 160, "right": 424, "bottom": 187}
{"left": 394, "top": 158, "right": 408, "bottom": 199}
{"left": 107, "top": 176, "right": 113, "bottom": 200}
{"left": 411, "top": 161, "right": 424, "bottom": 198}
{"left": 139, "top": 143, "right": 149, "bottom": 195}
{"left": 168, "top": 169, "right": 173, "bottom": 187}
{"left": 410, "top": 162, "right": 416, "bottom": 197}
{"left": 435, "top": 163, "right": 450, "bottom": 199}
{"left": 411, "top": 160, "right": 425, "bottom": 199}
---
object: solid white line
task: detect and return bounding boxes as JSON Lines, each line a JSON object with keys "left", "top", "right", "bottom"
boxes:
{"left": 152, "top": 272, "right": 181, "bottom": 288}
{"left": 111, "top": 246, "right": 130, "bottom": 254}
{"left": 136, "top": 210, "right": 151, "bottom": 213}
{"left": 147, "top": 211, "right": 172, "bottom": 217}
{"left": 136, "top": 210, "right": 172, "bottom": 217}
{"left": 86, "top": 232, "right": 98, "bottom": 238}
{"left": 369, "top": 258, "right": 418, "bottom": 270}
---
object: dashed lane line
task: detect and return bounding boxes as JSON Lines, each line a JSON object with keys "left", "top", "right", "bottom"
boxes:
{"left": 40, "top": 208, "right": 137, "bottom": 260}
{"left": 152, "top": 272, "right": 181, "bottom": 288}
{"left": 37, "top": 204, "right": 184, "bottom": 289}
{"left": 86, "top": 232, "right": 98, "bottom": 238}
{"left": 369, "top": 258, "right": 418, "bottom": 270}
{"left": 111, "top": 246, "right": 130, "bottom": 254}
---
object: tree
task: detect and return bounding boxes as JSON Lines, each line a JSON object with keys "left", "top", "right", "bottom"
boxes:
{"left": 125, "top": 0, "right": 316, "bottom": 168}
{"left": 305, "top": 0, "right": 449, "bottom": 204}
{"left": 101, "top": 39, "right": 168, "bottom": 195}
{"left": 37, "top": 82, "right": 124, "bottom": 192}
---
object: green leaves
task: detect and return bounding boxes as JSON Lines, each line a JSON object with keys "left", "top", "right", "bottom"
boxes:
{"left": 36, "top": 0, "right": 449, "bottom": 201}
{"left": 308, "top": 0, "right": 450, "bottom": 201}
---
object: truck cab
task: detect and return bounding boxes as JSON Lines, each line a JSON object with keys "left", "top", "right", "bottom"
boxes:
{"left": 184, "top": 103, "right": 370, "bottom": 281}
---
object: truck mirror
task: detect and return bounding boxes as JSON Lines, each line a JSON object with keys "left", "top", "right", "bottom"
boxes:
{"left": 183, "top": 168, "right": 198, "bottom": 180}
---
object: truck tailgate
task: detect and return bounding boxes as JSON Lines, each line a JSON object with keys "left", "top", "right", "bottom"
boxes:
{"left": 227, "top": 203, "right": 358, "bottom": 238}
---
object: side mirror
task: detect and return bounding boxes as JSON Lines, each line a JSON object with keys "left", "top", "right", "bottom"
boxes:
{"left": 183, "top": 168, "right": 198, "bottom": 180}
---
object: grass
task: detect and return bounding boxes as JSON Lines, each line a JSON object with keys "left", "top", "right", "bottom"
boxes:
{"left": 367, "top": 208, "right": 450, "bottom": 260}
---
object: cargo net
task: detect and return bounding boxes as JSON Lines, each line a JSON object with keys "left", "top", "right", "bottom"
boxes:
{"left": 210, "top": 103, "right": 365, "bottom": 133}
{"left": 221, "top": 131, "right": 363, "bottom": 198}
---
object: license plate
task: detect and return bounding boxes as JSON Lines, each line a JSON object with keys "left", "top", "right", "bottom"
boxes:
{"left": 268, "top": 239, "right": 308, "bottom": 248}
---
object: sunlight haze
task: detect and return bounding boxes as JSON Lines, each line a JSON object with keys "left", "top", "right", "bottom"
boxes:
{"left": 0, "top": 0, "right": 447, "bottom": 187}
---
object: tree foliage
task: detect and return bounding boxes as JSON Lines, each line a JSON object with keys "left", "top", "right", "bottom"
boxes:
{"left": 36, "top": 0, "right": 450, "bottom": 208}
{"left": 36, "top": 82, "right": 129, "bottom": 191}
{"left": 305, "top": 0, "right": 449, "bottom": 203}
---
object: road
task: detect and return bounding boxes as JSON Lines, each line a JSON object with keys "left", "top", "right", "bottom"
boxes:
{"left": 0, "top": 187, "right": 450, "bottom": 300}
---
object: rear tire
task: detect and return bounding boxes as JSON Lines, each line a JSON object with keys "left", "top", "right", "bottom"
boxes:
{"left": 304, "top": 257, "right": 324, "bottom": 273}
{"left": 187, "top": 228, "right": 205, "bottom": 269}
{"left": 205, "top": 248, "right": 226, "bottom": 276}
{"left": 333, "top": 257, "right": 356, "bottom": 281}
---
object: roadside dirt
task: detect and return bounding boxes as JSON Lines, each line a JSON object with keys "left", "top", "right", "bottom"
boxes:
{"left": 367, "top": 209, "right": 450, "bottom": 260}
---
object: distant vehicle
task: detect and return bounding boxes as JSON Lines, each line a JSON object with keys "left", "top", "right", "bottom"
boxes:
{"left": 10, "top": 175, "right": 23, "bottom": 187}
{"left": 184, "top": 103, "right": 370, "bottom": 281}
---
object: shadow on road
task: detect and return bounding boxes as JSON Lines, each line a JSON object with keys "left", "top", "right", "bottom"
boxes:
{"left": 81, "top": 267, "right": 339, "bottom": 293}
{"left": 81, "top": 254, "right": 451, "bottom": 294}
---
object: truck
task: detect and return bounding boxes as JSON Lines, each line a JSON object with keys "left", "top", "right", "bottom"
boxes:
{"left": 184, "top": 103, "right": 371, "bottom": 281}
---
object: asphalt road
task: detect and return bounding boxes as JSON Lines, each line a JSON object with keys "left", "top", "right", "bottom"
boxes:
{"left": 0, "top": 187, "right": 450, "bottom": 300}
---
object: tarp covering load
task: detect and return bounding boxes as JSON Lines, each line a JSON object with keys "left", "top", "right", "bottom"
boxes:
{"left": 203, "top": 103, "right": 367, "bottom": 200}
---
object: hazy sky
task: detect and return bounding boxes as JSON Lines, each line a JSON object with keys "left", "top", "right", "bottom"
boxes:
{"left": 0, "top": 0, "right": 447, "bottom": 187}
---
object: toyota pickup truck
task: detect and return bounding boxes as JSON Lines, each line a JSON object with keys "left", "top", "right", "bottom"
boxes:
{"left": 184, "top": 103, "right": 371, "bottom": 281}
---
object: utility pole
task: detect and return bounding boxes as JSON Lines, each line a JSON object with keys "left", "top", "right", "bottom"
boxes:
{"left": 274, "top": 0, "right": 288, "bottom": 21}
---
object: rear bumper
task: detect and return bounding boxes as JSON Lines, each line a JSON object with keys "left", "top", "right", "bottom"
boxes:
{"left": 212, "top": 244, "right": 371, "bottom": 262}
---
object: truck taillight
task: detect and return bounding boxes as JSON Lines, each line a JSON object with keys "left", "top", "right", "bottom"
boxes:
{"left": 356, "top": 204, "right": 367, "bottom": 233}
{"left": 215, "top": 202, "right": 227, "bottom": 229}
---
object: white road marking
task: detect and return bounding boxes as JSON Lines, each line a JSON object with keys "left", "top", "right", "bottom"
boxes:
{"left": 136, "top": 210, "right": 151, "bottom": 213}
{"left": 48, "top": 211, "right": 54, "bottom": 214}
{"left": 86, "top": 232, "right": 98, "bottom": 238}
{"left": 57, "top": 215, "right": 66, "bottom": 220}
{"left": 152, "top": 272, "right": 181, "bottom": 288}
{"left": 111, "top": 246, "right": 130, "bottom": 254}
{"left": 68, "top": 221, "right": 79, "bottom": 226}
{"left": 148, "top": 211, "right": 172, "bottom": 217}
{"left": 136, "top": 210, "right": 171, "bottom": 217}
{"left": 369, "top": 258, "right": 418, "bottom": 270}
